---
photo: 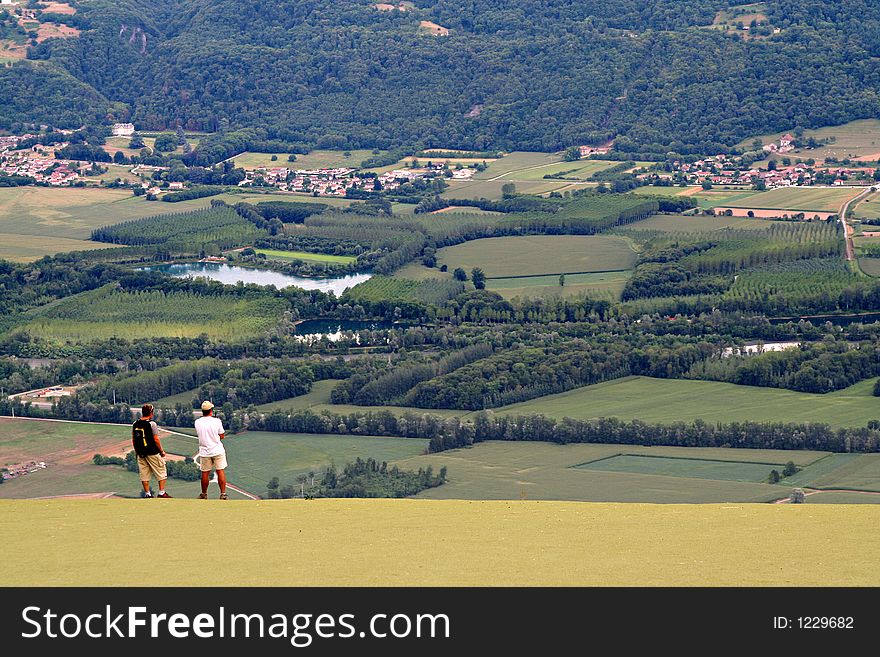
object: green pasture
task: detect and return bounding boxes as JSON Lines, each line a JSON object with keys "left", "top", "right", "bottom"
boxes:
{"left": 616, "top": 213, "right": 770, "bottom": 234}
{"left": 395, "top": 442, "right": 804, "bottom": 503}
{"left": 492, "top": 375, "right": 880, "bottom": 428}
{"left": 160, "top": 429, "right": 428, "bottom": 494}
{"left": 232, "top": 150, "right": 383, "bottom": 170}
{"left": 253, "top": 248, "right": 357, "bottom": 264}
{"left": 487, "top": 270, "right": 631, "bottom": 300}
{"left": 435, "top": 235, "right": 636, "bottom": 278}
{"left": 724, "top": 187, "right": 860, "bottom": 212}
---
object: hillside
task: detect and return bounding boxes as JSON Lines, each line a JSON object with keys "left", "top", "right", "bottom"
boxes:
{"left": 4, "top": 499, "right": 880, "bottom": 585}
{"left": 3, "top": 0, "right": 879, "bottom": 155}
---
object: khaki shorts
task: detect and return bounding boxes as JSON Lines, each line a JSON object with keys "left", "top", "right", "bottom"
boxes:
{"left": 198, "top": 453, "right": 227, "bottom": 472}
{"left": 137, "top": 454, "right": 167, "bottom": 482}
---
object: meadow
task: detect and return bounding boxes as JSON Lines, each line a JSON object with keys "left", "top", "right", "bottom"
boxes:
{"left": 738, "top": 119, "right": 880, "bottom": 162}
{"left": 232, "top": 149, "right": 383, "bottom": 170}
{"left": 435, "top": 235, "right": 637, "bottom": 278}
{"left": 395, "top": 441, "right": 828, "bottom": 503}
{"left": 13, "top": 285, "right": 286, "bottom": 342}
{"left": 616, "top": 212, "right": 770, "bottom": 234}
{"left": 159, "top": 429, "right": 429, "bottom": 494}
{"left": 511, "top": 159, "right": 619, "bottom": 181}
{"left": 5, "top": 499, "right": 880, "bottom": 586}
{"left": 487, "top": 270, "right": 631, "bottom": 300}
{"left": 473, "top": 151, "right": 563, "bottom": 179}
{"left": 723, "top": 186, "right": 860, "bottom": 212}
{"left": 253, "top": 248, "right": 357, "bottom": 264}
{"left": 440, "top": 178, "right": 570, "bottom": 200}
{"left": 0, "top": 187, "right": 295, "bottom": 260}
{"left": 492, "top": 375, "right": 880, "bottom": 428}
{"left": 854, "top": 192, "right": 880, "bottom": 220}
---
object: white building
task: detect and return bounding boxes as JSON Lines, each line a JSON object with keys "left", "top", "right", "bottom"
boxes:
{"left": 111, "top": 122, "right": 135, "bottom": 137}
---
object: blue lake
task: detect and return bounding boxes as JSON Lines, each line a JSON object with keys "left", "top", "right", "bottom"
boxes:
{"left": 141, "top": 262, "right": 371, "bottom": 295}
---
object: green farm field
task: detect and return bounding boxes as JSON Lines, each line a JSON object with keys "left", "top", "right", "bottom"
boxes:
{"left": 854, "top": 192, "right": 880, "bottom": 220}
{"left": 13, "top": 286, "right": 286, "bottom": 342}
{"left": 510, "top": 159, "right": 618, "bottom": 181}
{"left": 738, "top": 119, "right": 880, "bottom": 162}
{"left": 0, "top": 187, "right": 297, "bottom": 260}
{"left": 232, "top": 149, "right": 383, "bottom": 170}
{"left": 487, "top": 271, "right": 630, "bottom": 300}
{"left": 396, "top": 441, "right": 825, "bottom": 504}
{"left": 440, "top": 178, "right": 569, "bottom": 200}
{"left": 858, "top": 257, "right": 880, "bottom": 277}
{"left": 160, "top": 429, "right": 429, "bottom": 494}
{"left": 6, "top": 499, "right": 880, "bottom": 585}
{"left": 724, "top": 186, "right": 860, "bottom": 212}
{"left": 436, "top": 235, "right": 637, "bottom": 278}
{"left": 473, "top": 151, "right": 563, "bottom": 179}
{"left": 254, "top": 380, "right": 463, "bottom": 420}
{"left": 616, "top": 213, "right": 770, "bottom": 234}
{"left": 253, "top": 248, "right": 357, "bottom": 264}
{"left": 493, "top": 375, "right": 880, "bottom": 428}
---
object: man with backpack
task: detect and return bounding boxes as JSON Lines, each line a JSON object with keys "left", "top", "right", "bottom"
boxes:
{"left": 132, "top": 403, "right": 172, "bottom": 499}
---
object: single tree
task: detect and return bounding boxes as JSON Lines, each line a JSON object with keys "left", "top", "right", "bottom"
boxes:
{"left": 471, "top": 267, "right": 486, "bottom": 289}
{"left": 453, "top": 267, "right": 467, "bottom": 281}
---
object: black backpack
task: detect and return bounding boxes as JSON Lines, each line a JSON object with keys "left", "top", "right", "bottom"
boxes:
{"left": 132, "top": 419, "right": 160, "bottom": 457}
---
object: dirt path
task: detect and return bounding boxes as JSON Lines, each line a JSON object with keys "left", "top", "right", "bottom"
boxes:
{"left": 839, "top": 187, "right": 873, "bottom": 262}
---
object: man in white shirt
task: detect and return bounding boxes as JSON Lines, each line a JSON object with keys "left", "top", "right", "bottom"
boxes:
{"left": 195, "top": 400, "right": 228, "bottom": 500}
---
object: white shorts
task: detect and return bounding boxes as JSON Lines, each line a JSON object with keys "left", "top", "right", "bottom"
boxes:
{"left": 198, "top": 453, "right": 228, "bottom": 472}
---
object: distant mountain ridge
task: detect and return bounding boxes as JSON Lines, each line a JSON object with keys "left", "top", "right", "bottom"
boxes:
{"left": 2, "top": 0, "right": 878, "bottom": 157}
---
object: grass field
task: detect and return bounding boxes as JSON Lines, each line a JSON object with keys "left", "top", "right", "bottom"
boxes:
{"left": 14, "top": 285, "right": 286, "bottom": 342}
{"left": 254, "top": 248, "right": 357, "bottom": 264}
{"left": 436, "top": 235, "right": 636, "bottom": 278}
{"left": 4, "top": 499, "right": 880, "bottom": 585}
{"left": 723, "top": 187, "right": 860, "bottom": 212}
{"left": 739, "top": 119, "right": 880, "bottom": 162}
{"left": 616, "top": 213, "right": 770, "bottom": 234}
{"left": 509, "top": 159, "right": 618, "bottom": 181}
{"left": 493, "top": 375, "right": 880, "bottom": 428}
{"left": 159, "top": 429, "right": 429, "bottom": 494}
{"left": 487, "top": 271, "right": 631, "bottom": 300}
{"left": 440, "top": 178, "right": 571, "bottom": 200}
{"left": 396, "top": 442, "right": 821, "bottom": 503}
{"left": 473, "top": 151, "right": 562, "bottom": 179}
{"left": 233, "top": 150, "right": 383, "bottom": 170}
{"left": 854, "top": 192, "right": 880, "bottom": 220}
{"left": 858, "top": 257, "right": 880, "bottom": 277}
{"left": 0, "top": 187, "right": 295, "bottom": 261}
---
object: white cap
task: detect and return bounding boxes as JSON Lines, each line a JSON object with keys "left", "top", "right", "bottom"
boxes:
{"left": 201, "top": 400, "right": 215, "bottom": 411}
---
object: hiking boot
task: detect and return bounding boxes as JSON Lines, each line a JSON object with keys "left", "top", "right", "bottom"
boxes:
{"left": 157, "top": 492, "right": 172, "bottom": 499}
{"left": 198, "top": 492, "right": 208, "bottom": 499}
{"left": 219, "top": 493, "right": 228, "bottom": 500}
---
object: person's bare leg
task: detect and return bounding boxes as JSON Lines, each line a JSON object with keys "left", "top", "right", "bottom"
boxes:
{"left": 141, "top": 480, "right": 150, "bottom": 494}
{"left": 201, "top": 470, "right": 210, "bottom": 495}
{"left": 217, "top": 469, "right": 227, "bottom": 496}
{"left": 158, "top": 478, "right": 166, "bottom": 492}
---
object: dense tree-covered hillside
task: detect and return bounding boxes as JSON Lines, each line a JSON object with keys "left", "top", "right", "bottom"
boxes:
{"left": 3, "top": 0, "right": 879, "bottom": 155}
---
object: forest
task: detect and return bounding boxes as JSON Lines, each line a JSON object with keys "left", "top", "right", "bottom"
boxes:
{"left": 2, "top": 0, "right": 879, "bottom": 155}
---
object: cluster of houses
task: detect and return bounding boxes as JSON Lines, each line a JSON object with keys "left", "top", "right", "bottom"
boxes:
{"left": 0, "top": 133, "right": 87, "bottom": 184}
{"left": 762, "top": 134, "right": 796, "bottom": 154}
{"left": 663, "top": 153, "right": 876, "bottom": 189}
{"left": 0, "top": 153, "right": 83, "bottom": 185}
{"left": 240, "top": 165, "right": 438, "bottom": 196}
{"left": 1, "top": 461, "right": 48, "bottom": 482}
